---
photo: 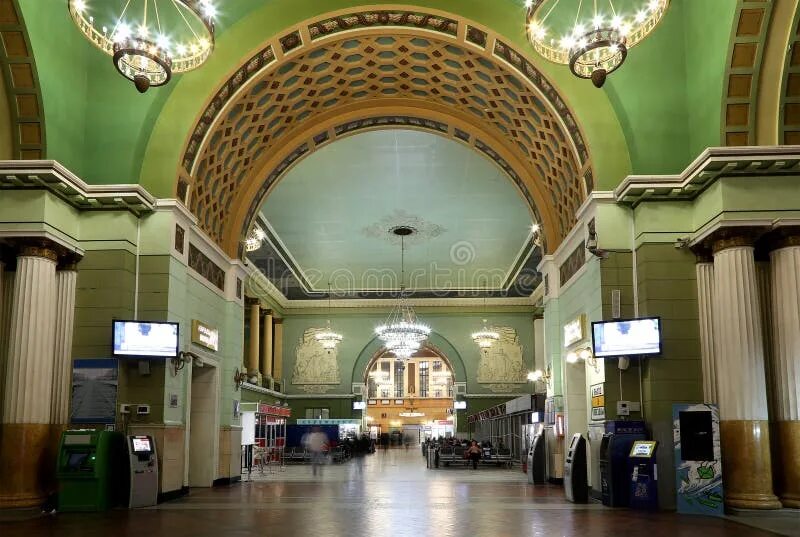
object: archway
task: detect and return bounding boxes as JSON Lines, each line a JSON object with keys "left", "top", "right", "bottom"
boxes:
{"left": 171, "top": 8, "right": 597, "bottom": 258}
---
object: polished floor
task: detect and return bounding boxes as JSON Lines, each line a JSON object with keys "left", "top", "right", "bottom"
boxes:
{"left": 1, "top": 448, "right": 782, "bottom": 536}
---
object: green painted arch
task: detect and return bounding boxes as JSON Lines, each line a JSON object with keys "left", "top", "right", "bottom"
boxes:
{"left": 139, "top": 0, "right": 632, "bottom": 198}
{"left": 351, "top": 332, "right": 467, "bottom": 387}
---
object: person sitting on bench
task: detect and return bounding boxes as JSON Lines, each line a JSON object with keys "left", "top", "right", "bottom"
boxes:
{"left": 466, "top": 440, "right": 482, "bottom": 470}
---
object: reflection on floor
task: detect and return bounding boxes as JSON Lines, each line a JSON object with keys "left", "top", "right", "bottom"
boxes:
{"left": 1, "top": 448, "right": 778, "bottom": 536}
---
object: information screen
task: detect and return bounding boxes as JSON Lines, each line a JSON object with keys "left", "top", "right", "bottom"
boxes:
{"left": 132, "top": 437, "right": 152, "bottom": 452}
{"left": 113, "top": 321, "right": 179, "bottom": 358}
{"left": 66, "top": 452, "right": 89, "bottom": 469}
{"left": 592, "top": 318, "right": 662, "bottom": 357}
{"left": 630, "top": 441, "right": 657, "bottom": 458}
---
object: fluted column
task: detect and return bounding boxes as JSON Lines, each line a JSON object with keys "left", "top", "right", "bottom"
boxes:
{"left": 273, "top": 318, "right": 283, "bottom": 384}
{"left": 246, "top": 299, "right": 260, "bottom": 379}
{"left": 261, "top": 310, "right": 273, "bottom": 381}
{"left": 695, "top": 261, "right": 717, "bottom": 404}
{"left": 0, "top": 245, "right": 59, "bottom": 507}
{"left": 768, "top": 238, "right": 800, "bottom": 508}
{"left": 712, "top": 237, "right": 781, "bottom": 509}
{"left": 51, "top": 262, "right": 78, "bottom": 425}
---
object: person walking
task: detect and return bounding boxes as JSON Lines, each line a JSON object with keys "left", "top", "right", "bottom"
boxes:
{"left": 304, "top": 426, "right": 329, "bottom": 477}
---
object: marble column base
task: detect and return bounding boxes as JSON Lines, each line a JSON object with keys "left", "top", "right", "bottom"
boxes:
{"left": 0, "top": 423, "right": 53, "bottom": 508}
{"left": 720, "top": 420, "right": 782, "bottom": 510}
{"left": 776, "top": 420, "right": 800, "bottom": 508}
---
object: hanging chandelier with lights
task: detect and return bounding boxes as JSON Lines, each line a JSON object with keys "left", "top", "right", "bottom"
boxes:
{"left": 525, "top": 0, "right": 669, "bottom": 87}
{"left": 68, "top": 0, "right": 216, "bottom": 93}
{"left": 375, "top": 227, "right": 431, "bottom": 360}
{"left": 472, "top": 320, "right": 500, "bottom": 352}
{"left": 315, "top": 284, "right": 343, "bottom": 353}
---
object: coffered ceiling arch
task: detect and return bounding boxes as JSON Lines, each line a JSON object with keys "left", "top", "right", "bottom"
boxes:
{"left": 178, "top": 10, "right": 594, "bottom": 258}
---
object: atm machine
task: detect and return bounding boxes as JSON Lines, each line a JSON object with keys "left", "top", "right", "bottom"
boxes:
{"left": 599, "top": 420, "right": 647, "bottom": 507}
{"left": 56, "top": 429, "right": 126, "bottom": 511}
{"left": 527, "top": 432, "right": 547, "bottom": 485}
{"left": 629, "top": 440, "right": 659, "bottom": 510}
{"left": 563, "top": 433, "right": 588, "bottom": 503}
{"left": 128, "top": 435, "right": 159, "bottom": 508}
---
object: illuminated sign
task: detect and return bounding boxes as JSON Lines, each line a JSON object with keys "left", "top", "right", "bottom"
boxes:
{"left": 191, "top": 319, "right": 219, "bottom": 351}
{"left": 563, "top": 315, "right": 586, "bottom": 348}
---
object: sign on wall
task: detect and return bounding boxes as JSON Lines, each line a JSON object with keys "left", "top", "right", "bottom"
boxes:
{"left": 590, "top": 383, "right": 605, "bottom": 421}
{"left": 563, "top": 314, "right": 586, "bottom": 348}
{"left": 71, "top": 359, "right": 118, "bottom": 424}
{"left": 191, "top": 319, "right": 219, "bottom": 351}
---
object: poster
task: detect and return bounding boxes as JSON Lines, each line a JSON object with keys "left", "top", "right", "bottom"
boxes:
{"left": 71, "top": 359, "right": 118, "bottom": 424}
{"left": 672, "top": 403, "right": 724, "bottom": 516}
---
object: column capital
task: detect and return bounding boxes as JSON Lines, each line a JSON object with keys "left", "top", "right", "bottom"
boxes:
{"left": 245, "top": 297, "right": 260, "bottom": 307}
{"left": 18, "top": 243, "right": 59, "bottom": 263}
{"left": 710, "top": 230, "right": 759, "bottom": 255}
{"left": 57, "top": 252, "right": 83, "bottom": 271}
{"left": 762, "top": 228, "right": 800, "bottom": 253}
{"left": 274, "top": 317, "right": 284, "bottom": 325}
{"left": 260, "top": 308, "right": 273, "bottom": 318}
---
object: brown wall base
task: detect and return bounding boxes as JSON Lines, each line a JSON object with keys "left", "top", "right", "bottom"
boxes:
{"left": 720, "top": 420, "right": 782, "bottom": 510}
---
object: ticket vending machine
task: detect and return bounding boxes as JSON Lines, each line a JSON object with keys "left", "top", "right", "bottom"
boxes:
{"left": 629, "top": 440, "right": 659, "bottom": 510}
{"left": 56, "top": 429, "right": 126, "bottom": 511}
{"left": 128, "top": 435, "right": 159, "bottom": 508}
{"left": 563, "top": 433, "right": 588, "bottom": 503}
{"left": 527, "top": 432, "right": 547, "bottom": 484}
{"left": 599, "top": 420, "right": 647, "bottom": 507}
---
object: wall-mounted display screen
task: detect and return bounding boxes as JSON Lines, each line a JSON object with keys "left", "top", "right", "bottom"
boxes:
{"left": 352, "top": 401, "right": 367, "bottom": 410}
{"left": 113, "top": 321, "right": 179, "bottom": 358}
{"left": 630, "top": 441, "right": 657, "bottom": 458}
{"left": 591, "top": 317, "right": 662, "bottom": 357}
{"left": 453, "top": 401, "right": 467, "bottom": 410}
{"left": 132, "top": 437, "right": 152, "bottom": 452}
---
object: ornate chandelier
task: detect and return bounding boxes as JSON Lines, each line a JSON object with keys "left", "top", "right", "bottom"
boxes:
{"left": 244, "top": 224, "right": 266, "bottom": 252}
{"left": 315, "top": 284, "right": 343, "bottom": 353}
{"left": 375, "top": 227, "right": 431, "bottom": 360}
{"left": 525, "top": 0, "right": 669, "bottom": 87}
{"left": 68, "top": 0, "right": 216, "bottom": 93}
{"left": 471, "top": 320, "right": 500, "bottom": 352}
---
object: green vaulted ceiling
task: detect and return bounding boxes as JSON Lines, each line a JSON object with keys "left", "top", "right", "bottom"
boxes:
{"left": 258, "top": 129, "right": 533, "bottom": 295}
{"left": 17, "top": 0, "right": 737, "bottom": 203}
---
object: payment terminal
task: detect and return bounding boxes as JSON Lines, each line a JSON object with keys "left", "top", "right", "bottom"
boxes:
{"left": 128, "top": 435, "right": 159, "bottom": 508}
{"left": 629, "top": 440, "right": 659, "bottom": 510}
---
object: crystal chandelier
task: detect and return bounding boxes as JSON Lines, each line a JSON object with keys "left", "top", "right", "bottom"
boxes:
{"left": 245, "top": 224, "right": 266, "bottom": 252}
{"left": 472, "top": 319, "right": 500, "bottom": 352}
{"left": 375, "top": 227, "right": 431, "bottom": 360}
{"left": 315, "top": 284, "right": 343, "bottom": 353}
{"left": 525, "top": 0, "right": 669, "bottom": 87}
{"left": 68, "top": 0, "right": 216, "bottom": 93}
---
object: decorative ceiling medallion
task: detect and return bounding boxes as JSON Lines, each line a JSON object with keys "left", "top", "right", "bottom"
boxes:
{"left": 362, "top": 210, "right": 446, "bottom": 246}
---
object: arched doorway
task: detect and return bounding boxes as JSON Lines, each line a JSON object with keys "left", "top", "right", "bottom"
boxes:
{"left": 364, "top": 345, "right": 456, "bottom": 444}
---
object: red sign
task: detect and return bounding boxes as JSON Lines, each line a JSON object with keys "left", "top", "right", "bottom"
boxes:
{"left": 258, "top": 403, "right": 291, "bottom": 417}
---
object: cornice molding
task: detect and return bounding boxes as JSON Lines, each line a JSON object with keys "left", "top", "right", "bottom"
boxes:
{"left": 614, "top": 146, "right": 800, "bottom": 206}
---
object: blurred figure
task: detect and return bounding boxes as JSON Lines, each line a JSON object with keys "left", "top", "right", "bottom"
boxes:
{"left": 466, "top": 440, "right": 482, "bottom": 470}
{"left": 304, "top": 426, "right": 329, "bottom": 477}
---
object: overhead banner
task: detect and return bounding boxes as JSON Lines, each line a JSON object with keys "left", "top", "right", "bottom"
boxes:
{"left": 71, "top": 359, "right": 118, "bottom": 424}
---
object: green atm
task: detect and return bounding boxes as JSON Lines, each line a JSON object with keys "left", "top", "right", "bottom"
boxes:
{"left": 56, "top": 429, "right": 126, "bottom": 512}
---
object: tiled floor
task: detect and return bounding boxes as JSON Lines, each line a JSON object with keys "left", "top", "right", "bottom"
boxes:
{"left": 1, "top": 449, "right": 782, "bottom": 536}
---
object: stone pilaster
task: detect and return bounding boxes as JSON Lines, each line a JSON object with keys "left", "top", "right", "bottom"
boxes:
{"left": 768, "top": 237, "right": 800, "bottom": 508}
{"left": 273, "top": 318, "right": 283, "bottom": 384}
{"left": 712, "top": 237, "right": 781, "bottom": 509}
{"left": 50, "top": 263, "right": 78, "bottom": 425}
{"left": 261, "top": 310, "right": 273, "bottom": 381}
{"left": 0, "top": 245, "right": 59, "bottom": 507}
{"left": 246, "top": 298, "right": 260, "bottom": 379}
{"left": 695, "top": 261, "right": 717, "bottom": 404}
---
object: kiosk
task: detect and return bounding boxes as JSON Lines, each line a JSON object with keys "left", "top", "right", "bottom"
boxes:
{"left": 57, "top": 429, "right": 126, "bottom": 511}
{"left": 629, "top": 440, "right": 659, "bottom": 510}
{"left": 527, "top": 432, "right": 546, "bottom": 485}
{"left": 128, "top": 435, "right": 159, "bottom": 508}
{"left": 563, "top": 433, "right": 588, "bottom": 503}
{"left": 599, "top": 420, "right": 647, "bottom": 507}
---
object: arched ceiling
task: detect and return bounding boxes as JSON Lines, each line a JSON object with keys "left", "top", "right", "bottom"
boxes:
{"left": 248, "top": 129, "right": 540, "bottom": 299}
{"left": 178, "top": 8, "right": 598, "bottom": 257}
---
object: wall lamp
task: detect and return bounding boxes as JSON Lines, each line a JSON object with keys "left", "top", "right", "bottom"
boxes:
{"left": 566, "top": 347, "right": 600, "bottom": 373}
{"left": 527, "top": 367, "right": 552, "bottom": 383}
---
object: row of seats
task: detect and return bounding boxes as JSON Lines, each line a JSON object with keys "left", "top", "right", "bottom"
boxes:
{"left": 436, "top": 446, "right": 514, "bottom": 468}
{"left": 283, "top": 446, "right": 349, "bottom": 464}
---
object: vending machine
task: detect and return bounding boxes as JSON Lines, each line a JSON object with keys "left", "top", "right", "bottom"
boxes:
{"left": 127, "top": 435, "right": 159, "bottom": 508}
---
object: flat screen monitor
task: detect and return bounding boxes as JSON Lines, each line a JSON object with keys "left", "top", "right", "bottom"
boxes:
{"left": 679, "top": 411, "right": 714, "bottom": 462}
{"left": 630, "top": 441, "right": 657, "bottom": 458}
{"left": 66, "top": 452, "right": 89, "bottom": 470}
{"left": 591, "top": 317, "right": 662, "bottom": 358}
{"left": 131, "top": 437, "right": 152, "bottom": 453}
{"left": 352, "top": 401, "right": 367, "bottom": 410}
{"left": 113, "top": 320, "right": 179, "bottom": 358}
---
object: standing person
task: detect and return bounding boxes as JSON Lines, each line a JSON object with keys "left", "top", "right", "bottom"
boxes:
{"left": 304, "top": 426, "right": 329, "bottom": 477}
{"left": 466, "top": 440, "right": 482, "bottom": 470}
